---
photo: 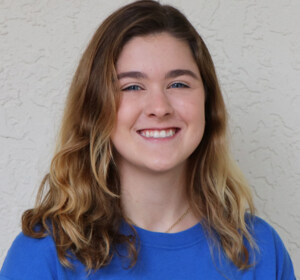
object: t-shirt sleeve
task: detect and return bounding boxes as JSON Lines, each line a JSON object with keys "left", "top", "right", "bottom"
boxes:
{"left": 271, "top": 226, "right": 296, "bottom": 280}
{"left": 252, "top": 216, "right": 296, "bottom": 280}
{"left": 0, "top": 232, "right": 62, "bottom": 280}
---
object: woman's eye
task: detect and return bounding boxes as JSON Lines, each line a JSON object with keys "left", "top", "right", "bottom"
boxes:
{"left": 169, "top": 82, "right": 189, "bottom": 88}
{"left": 122, "top": 85, "right": 142, "bottom": 91}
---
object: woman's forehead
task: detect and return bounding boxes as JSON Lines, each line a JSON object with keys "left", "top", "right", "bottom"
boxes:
{"left": 116, "top": 33, "right": 199, "bottom": 77}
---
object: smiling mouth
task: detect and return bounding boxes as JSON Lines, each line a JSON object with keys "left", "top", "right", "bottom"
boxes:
{"left": 137, "top": 128, "right": 180, "bottom": 139}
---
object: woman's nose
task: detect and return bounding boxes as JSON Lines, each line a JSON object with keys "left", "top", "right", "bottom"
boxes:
{"left": 144, "top": 88, "right": 174, "bottom": 118}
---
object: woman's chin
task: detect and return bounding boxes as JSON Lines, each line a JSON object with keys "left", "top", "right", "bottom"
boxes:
{"left": 140, "top": 160, "right": 186, "bottom": 175}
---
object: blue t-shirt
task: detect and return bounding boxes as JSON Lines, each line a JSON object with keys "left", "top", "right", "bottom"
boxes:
{"left": 0, "top": 216, "right": 296, "bottom": 279}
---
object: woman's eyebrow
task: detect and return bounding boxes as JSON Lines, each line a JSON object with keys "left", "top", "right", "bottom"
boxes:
{"left": 117, "top": 71, "right": 147, "bottom": 80}
{"left": 165, "top": 69, "right": 199, "bottom": 80}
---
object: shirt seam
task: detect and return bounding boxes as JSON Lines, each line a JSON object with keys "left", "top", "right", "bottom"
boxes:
{"left": 140, "top": 238, "right": 204, "bottom": 250}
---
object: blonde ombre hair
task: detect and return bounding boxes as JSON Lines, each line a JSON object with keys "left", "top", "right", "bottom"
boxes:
{"left": 22, "top": 0, "right": 255, "bottom": 271}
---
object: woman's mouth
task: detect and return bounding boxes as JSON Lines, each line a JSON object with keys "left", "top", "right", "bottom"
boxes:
{"left": 137, "top": 128, "right": 180, "bottom": 139}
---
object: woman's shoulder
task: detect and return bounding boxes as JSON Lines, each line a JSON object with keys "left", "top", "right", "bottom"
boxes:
{"left": 248, "top": 215, "right": 289, "bottom": 248}
{"left": 9, "top": 230, "right": 55, "bottom": 252}
{"left": 248, "top": 215, "right": 278, "bottom": 236}
{"left": 246, "top": 215, "right": 295, "bottom": 279}
{"left": 0, "top": 231, "right": 62, "bottom": 280}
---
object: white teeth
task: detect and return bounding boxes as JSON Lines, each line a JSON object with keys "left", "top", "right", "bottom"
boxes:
{"left": 168, "top": 130, "right": 174, "bottom": 137}
{"left": 140, "top": 129, "right": 176, "bottom": 138}
{"left": 160, "top": 130, "right": 166, "bottom": 137}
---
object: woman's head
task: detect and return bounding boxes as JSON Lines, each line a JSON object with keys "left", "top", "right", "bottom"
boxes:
{"left": 60, "top": 0, "right": 226, "bottom": 185}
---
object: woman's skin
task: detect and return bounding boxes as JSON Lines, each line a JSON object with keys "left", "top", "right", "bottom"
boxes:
{"left": 111, "top": 33, "right": 205, "bottom": 233}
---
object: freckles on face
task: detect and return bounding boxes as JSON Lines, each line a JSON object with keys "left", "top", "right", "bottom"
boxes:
{"left": 111, "top": 32, "right": 206, "bottom": 173}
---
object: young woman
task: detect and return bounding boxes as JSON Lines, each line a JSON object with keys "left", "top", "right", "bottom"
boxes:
{"left": 0, "top": 1, "right": 295, "bottom": 279}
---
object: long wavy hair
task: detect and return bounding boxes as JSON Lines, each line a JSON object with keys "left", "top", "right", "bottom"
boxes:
{"left": 22, "top": 0, "right": 255, "bottom": 271}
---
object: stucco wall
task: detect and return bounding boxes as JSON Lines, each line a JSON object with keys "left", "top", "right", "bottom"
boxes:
{"left": 1, "top": 0, "right": 299, "bottom": 276}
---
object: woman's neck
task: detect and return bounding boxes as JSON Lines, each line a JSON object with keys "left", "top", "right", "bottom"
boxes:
{"left": 119, "top": 163, "right": 199, "bottom": 233}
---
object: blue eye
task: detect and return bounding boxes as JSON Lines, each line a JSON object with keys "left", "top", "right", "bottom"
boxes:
{"left": 122, "top": 85, "right": 142, "bottom": 91}
{"left": 170, "top": 82, "right": 189, "bottom": 88}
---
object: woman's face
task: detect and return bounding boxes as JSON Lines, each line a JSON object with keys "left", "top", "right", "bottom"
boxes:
{"left": 111, "top": 32, "right": 205, "bottom": 174}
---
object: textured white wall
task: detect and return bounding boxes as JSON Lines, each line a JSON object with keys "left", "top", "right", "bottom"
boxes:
{"left": 1, "top": 0, "right": 299, "bottom": 276}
